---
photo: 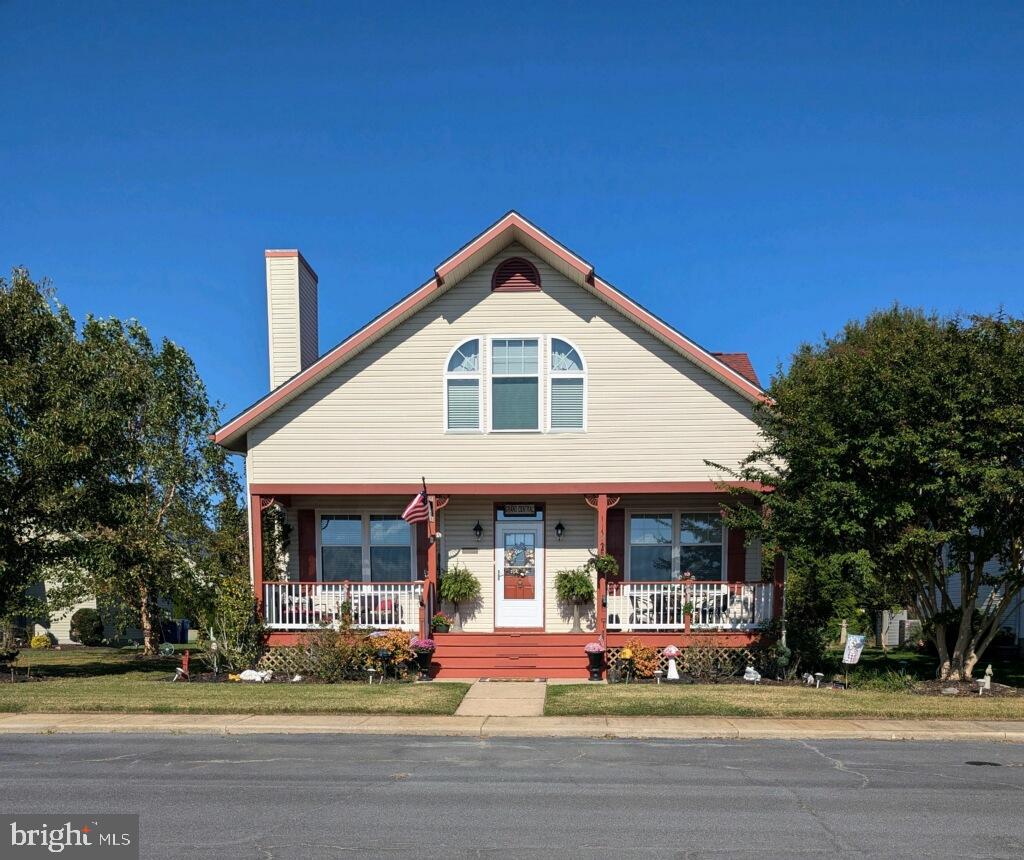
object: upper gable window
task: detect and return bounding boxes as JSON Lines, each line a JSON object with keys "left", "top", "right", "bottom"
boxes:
{"left": 491, "top": 338, "right": 540, "bottom": 431}
{"left": 445, "top": 338, "right": 481, "bottom": 431}
{"left": 549, "top": 338, "right": 585, "bottom": 430}
{"left": 492, "top": 257, "right": 541, "bottom": 292}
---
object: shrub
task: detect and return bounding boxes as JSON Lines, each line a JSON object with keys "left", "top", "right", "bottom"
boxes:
{"left": 301, "top": 626, "right": 374, "bottom": 682}
{"left": 198, "top": 571, "right": 266, "bottom": 672}
{"left": 368, "top": 629, "right": 415, "bottom": 667}
{"left": 850, "top": 668, "right": 917, "bottom": 692}
{"left": 69, "top": 608, "right": 104, "bottom": 646}
{"left": 29, "top": 633, "right": 52, "bottom": 649}
{"left": 438, "top": 564, "right": 480, "bottom": 631}
{"left": 623, "top": 637, "right": 659, "bottom": 678}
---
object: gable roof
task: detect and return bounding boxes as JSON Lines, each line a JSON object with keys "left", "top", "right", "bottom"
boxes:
{"left": 711, "top": 353, "right": 761, "bottom": 388}
{"left": 214, "top": 211, "right": 768, "bottom": 450}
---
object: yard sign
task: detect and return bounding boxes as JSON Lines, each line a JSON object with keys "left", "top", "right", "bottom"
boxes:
{"left": 843, "top": 634, "right": 866, "bottom": 665}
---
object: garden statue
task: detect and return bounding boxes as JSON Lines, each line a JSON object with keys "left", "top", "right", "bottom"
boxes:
{"left": 663, "top": 645, "right": 681, "bottom": 681}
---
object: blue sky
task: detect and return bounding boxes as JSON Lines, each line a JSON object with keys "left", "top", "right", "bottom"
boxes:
{"left": 2, "top": 2, "right": 1022, "bottom": 427}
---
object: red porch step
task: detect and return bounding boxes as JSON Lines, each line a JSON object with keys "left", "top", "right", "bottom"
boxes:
{"left": 431, "top": 632, "right": 594, "bottom": 679}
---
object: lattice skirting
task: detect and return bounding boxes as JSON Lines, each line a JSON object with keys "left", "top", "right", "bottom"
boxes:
{"left": 604, "top": 644, "right": 776, "bottom": 680}
{"left": 257, "top": 646, "right": 414, "bottom": 681}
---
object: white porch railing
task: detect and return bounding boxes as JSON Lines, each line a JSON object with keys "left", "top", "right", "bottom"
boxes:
{"left": 606, "top": 581, "right": 773, "bottom": 632}
{"left": 262, "top": 582, "right": 422, "bottom": 631}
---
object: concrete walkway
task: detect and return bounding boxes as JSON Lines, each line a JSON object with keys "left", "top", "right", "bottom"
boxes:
{"left": 454, "top": 679, "right": 547, "bottom": 717}
{"left": 2, "top": 712, "right": 1023, "bottom": 741}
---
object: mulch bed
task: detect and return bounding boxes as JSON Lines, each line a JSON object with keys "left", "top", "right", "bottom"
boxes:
{"left": 914, "top": 679, "right": 1019, "bottom": 698}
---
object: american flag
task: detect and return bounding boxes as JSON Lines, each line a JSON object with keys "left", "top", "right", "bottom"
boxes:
{"left": 402, "top": 491, "right": 429, "bottom": 525}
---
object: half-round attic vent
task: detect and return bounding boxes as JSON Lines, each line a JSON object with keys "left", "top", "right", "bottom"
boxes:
{"left": 492, "top": 257, "right": 541, "bottom": 292}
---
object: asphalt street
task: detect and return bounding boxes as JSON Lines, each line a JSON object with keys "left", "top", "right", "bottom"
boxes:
{"left": 1, "top": 733, "right": 1023, "bottom": 859}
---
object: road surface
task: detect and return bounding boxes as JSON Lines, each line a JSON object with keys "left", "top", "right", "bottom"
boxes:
{"left": 1, "top": 733, "right": 1022, "bottom": 858}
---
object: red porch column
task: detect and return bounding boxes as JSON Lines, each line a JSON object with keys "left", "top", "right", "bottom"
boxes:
{"left": 250, "top": 493, "right": 264, "bottom": 612}
{"left": 595, "top": 493, "right": 609, "bottom": 638}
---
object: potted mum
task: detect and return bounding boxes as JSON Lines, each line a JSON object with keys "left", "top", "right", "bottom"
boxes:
{"left": 584, "top": 641, "right": 605, "bottom": 681}
{"left": 438, "top": 564, "right": 480, "bottom": 632}
{"left": 431, "top": 612, "right": 452, "bottom": 634}
{"left": 411, "top": 637, "right": 436, "bottom": 680}
{"left": 555, "top": 567, "right": 596, "bottom": 633}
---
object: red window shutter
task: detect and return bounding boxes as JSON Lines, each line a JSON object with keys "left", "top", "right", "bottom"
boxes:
{"left": 297, "top": 509, "right": 316, "bottom": 582}
{"left": 606, "top": 508, "right": 626, "bottom": 583}
{"left": 416, "top": 520, "right": 428, "bottom": 580}
{"left": 727, "top": 527, "right": 746, "bottom": 583}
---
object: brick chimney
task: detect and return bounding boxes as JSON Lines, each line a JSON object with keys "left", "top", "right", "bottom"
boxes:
{"left": 264, "top": 250, "right": 318, "bottom": 388}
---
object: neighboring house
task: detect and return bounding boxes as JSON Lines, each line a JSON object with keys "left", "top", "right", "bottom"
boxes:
{"left": 214, "top": 212, "right": 783, "bottom": 677}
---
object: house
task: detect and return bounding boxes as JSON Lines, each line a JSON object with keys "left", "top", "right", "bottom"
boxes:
{"left": 214, "top": 212, "right": 783, "bottom": 677}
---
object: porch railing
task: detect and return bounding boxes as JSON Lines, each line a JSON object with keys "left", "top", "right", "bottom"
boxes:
{"left": 605, "top": 581, "right": 773, "bottom": 632}
{"left": 262, "top": 581, "right": 422, "bottom": 631}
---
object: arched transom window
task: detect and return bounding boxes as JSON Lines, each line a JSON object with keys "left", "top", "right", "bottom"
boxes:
{"left": 549, "top": 338, "right": 585, "bottom": 430}
{"left": 444, "top": 338, "right": 481, "bottom": 430}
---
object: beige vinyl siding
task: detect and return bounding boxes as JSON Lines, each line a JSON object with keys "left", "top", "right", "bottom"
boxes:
{"left": 41, "top": 591, "right": 98, "bottom": 644}
{"left": 266, "top": 256, "right": 301, "bottom": 389}
{"left": 248, "top": 243, "right": 761, "bottom": 483}
{"left": 298, "top": 262, "right": 319, "bottom": 370}
{"left": 542, "top": 496, "right": 597, "bottom": 633}
{"left": 440, "top": 498, "right": 494, "bottom": 632}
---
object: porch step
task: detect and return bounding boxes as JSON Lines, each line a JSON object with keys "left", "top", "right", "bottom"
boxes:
{"left": 431, "top": 632, "right": 594, "bottom": 679}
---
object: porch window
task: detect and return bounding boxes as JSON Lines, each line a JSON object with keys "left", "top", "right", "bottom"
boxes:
{"left": 679, "top": 513, "right": 724, "bottom": 580}
{"left": 320, "top": 515, "right": 362, "bottom": 582}
{"left": 629, "top": 514, "right": 673, "bottom": 581}
{"left": 445, "top": 339, "right": 481, "bottom": 431}
{"left": 549, "top": 338, "right": 585, "bottom": 430}
{"left": 369, "top": 516, "right": 413, "bottom": 582}
{"left": 491, "top": 338, "right": 539, "bottom": 431}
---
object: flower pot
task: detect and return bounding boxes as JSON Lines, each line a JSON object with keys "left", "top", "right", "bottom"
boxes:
{"left": 433, "top": 623, "right": 450, "bottom": 634}
{"left": 586, "top": 651, "right": 605, "bottom": 682}
{"left": 415, "top": 650, "right": 434, "bottom": 680}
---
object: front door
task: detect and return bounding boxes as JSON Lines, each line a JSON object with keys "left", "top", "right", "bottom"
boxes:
{"left": 495, "top": 521, "right": 544, "bottom": 628}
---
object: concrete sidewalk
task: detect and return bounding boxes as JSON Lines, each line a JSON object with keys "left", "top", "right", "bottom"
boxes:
{"left": 2, "top": 712, "right": 1023, "bottom": 741}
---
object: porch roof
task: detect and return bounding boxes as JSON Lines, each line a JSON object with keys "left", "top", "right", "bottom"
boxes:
{"left": 249, "top": 480, "right": 767, "bottom": 497}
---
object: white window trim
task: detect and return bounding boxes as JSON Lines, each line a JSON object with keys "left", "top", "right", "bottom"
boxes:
{"left": 487, "top": 334, "right": 544, "bottom": 433}
{"left": 315, "top": 510, "right": 418, "bottom": 583}
{"left": 443, "top": 337, "right": 483, "bottom": 434}
{"left": 547, "top": 335, "right": 587, "bottom": 432}
{"left": 624, "top": 509, "right": 727, "bottom": 582}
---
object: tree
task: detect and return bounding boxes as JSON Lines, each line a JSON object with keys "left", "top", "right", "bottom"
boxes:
{"left": 0, "top": 270, "right": 128, "bottom": 624}
{"left": 722, "top": 308, "right": 1024, "bottom": 681}
{"left": 73, "top": 316, "right": 236, "bottom": 654}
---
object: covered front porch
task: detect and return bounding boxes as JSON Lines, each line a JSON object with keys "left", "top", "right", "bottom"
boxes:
{"left": 249, "top": 482, "right": 783, "bottom": 667}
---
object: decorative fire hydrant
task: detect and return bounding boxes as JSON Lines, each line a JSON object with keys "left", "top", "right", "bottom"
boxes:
{"left": 663, "top": 645, "right": 681, "bottom": 681}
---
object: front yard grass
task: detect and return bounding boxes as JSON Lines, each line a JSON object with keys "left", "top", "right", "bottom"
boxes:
{"left": 3, "top": 647, "right": 469, "bottom": 716}
{"left": 545, "top": 683, "right": 1024, "bottom": 719}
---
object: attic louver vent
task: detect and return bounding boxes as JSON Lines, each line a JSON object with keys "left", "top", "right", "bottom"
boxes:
{"left": 492, "top": 257, "right": 541, "bottom": 292}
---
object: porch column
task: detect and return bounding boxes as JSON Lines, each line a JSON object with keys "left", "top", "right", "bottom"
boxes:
{"left": 595, "top": 493, "right": 609, "bottom": 638}
{"left": 250, "top": 493, "right": 264, "bottom": 612}
{"left": 423, "top": 495, "right": 450, "bottom": 639}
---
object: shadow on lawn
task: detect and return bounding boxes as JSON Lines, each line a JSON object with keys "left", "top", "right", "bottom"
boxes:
{"left": 16, "top": 650, "right": 182, "bottom": 679}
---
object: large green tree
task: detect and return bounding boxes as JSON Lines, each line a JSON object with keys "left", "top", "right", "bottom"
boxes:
{"left": 725, "top": 308, "right": 1024, "bottom": 681}
{"left": 74, "top": 316, "right": 236, "bottom": 654}
{"left": 0, "top": 270, "right": 129, "bottom": 624}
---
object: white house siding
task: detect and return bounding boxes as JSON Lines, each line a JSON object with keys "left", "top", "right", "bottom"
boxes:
{"left": 247, "top": 243, "right": 762, "bottom": 484}
{"left": 945, "top": 557, "right": 1023, "bottom": 640}
{"left": 266, "top": 256, "right": 301, "bottom": 389}
{"left": 298, "top": 261, "right": 318, "bottom": 370}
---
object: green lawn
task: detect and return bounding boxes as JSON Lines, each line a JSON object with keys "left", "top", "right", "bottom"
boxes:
{"left": 3, "top": 647, "right": 469, "bottom": 716}
{"left": 545, "top": 683, "right": 1024, "bottom": 719}
{"left": 547, "top": 648, "right": 1024, "bottom": 720}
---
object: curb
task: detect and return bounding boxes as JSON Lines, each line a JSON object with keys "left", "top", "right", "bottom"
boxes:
{"left": 1, "top": 713, "right": 1023, "bottom": 742}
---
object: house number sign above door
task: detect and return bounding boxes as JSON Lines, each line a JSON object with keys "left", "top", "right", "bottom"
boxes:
{"left": 502, "top": 503, "right": 536, "bottom": 517}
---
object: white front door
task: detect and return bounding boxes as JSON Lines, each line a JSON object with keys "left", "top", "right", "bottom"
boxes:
{"left": 495, "top": 521, "right": 544, "bottom": 628}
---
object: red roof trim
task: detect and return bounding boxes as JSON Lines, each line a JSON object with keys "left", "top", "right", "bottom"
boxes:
{"left": 215, "top": 212, "right": 767, "bottom": 447}
{"left": 249, "top": 481, "right": 768, "bottom": 496}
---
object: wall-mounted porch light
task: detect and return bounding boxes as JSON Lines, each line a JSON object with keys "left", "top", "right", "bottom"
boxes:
{"left": 473, "top": 521, "right": 483, "bottom": 540}
{"left": 554, "top": 521, "right": 566, "bottom": 541}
